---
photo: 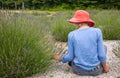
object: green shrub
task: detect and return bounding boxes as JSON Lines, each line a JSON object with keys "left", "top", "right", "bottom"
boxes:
{"left": 91, "top": 10, "right": 120, "bottom": 40}
{"left": 0, "top": 10, "right": 54, "bottom": 78}
{"left": 51, "top": 11, "right": 75, "bottom": 42}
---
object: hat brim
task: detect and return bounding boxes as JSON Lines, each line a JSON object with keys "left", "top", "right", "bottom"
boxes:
{"left": 68, "top": 18, "right": 95, "bottom": 27}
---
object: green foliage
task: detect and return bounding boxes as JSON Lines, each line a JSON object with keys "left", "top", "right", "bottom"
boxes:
{"left": 91, "top": 10, "right": 120, "bottom": 40}
{"left": 0, "top": 10, "right": 54, "bottom": 77}
{"left": 51, "top": 11, "right": 75, "bottom": 42}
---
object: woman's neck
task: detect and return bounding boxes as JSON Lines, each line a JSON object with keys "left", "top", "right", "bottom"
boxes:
{"left": 77, "top": 23, "right": 89, "bottom": 29}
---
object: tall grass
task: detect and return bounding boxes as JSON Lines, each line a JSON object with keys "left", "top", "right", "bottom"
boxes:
{"left": 0, "top": 10, "right": 54, "bottom": 77}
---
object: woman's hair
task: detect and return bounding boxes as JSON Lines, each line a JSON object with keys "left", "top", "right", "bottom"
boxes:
{"left": 78, "top": 22, "right": 90, "bottom": 26}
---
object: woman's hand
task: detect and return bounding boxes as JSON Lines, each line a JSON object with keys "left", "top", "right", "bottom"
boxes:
{"left": 53, "top": 54, "right": 61, "bottom": 61}
{"left": 101, "top": 62, "right": 110, "bottom": 73}
{"left": 103, "top": 64, "right": 110, "bottom": 73}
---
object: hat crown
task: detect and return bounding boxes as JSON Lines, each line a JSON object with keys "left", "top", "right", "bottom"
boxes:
{"left": 73, "top": 10, "right": 90, "bottom": 20}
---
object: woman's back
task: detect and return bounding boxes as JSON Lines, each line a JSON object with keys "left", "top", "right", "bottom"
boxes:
{"left": 69, "top": 27, "right": 106, "bottom": 70}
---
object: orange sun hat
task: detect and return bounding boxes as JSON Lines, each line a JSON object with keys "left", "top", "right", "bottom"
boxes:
{"left": 68, "top": 10, "right": 95, "bottom": 27}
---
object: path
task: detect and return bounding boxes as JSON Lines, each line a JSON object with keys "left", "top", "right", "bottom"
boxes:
{"left": 29, "top": 41, "right": 120, "bottom": 78}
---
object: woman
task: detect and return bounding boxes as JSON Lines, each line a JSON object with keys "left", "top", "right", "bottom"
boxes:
{"left": 53, "top": 10, "right": 109, "bottom": 76}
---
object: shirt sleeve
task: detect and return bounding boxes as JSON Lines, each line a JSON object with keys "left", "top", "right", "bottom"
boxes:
{"left": 61, "top": 32, "right": 74, "bottom": 63}
{"left": 97, "top": 29, "right": 106, "bottom": 62}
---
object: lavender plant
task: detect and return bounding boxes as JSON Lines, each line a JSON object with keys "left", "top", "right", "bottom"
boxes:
{"left": 0, "top": 10, "right": 54, "bottom": 77}
{"left": 51, "top": 11, "right": 75, "bottom": 42}
{"left": 91, "top": 10, "right": 120, "bottom": 40}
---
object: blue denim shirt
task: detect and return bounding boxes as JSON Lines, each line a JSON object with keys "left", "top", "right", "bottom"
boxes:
{"left": 61, "top": 27, "right": 106, "bottom": 70}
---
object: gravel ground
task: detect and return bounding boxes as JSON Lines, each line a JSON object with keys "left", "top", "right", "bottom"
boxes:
{"left": 29, "top": 41, "right": 120, "bottom": 78}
